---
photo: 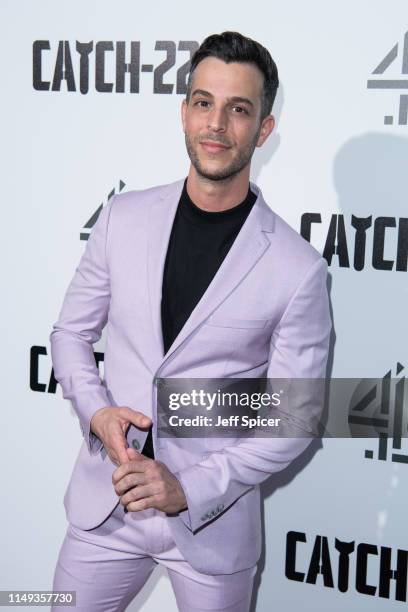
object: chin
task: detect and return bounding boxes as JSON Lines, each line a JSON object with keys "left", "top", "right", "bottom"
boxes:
{"left": 194, "top": 161, "right": 232, "bottom": 181}
{"left": 202, "top": 164, "right": 243, "bottom": 181}
{"left": 198, "top": 169, "right": 232, "bottom": 181}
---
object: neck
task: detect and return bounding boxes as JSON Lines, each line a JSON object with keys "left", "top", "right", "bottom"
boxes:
{"left": 186, "top": 165, "right": 250, "bottom": 212}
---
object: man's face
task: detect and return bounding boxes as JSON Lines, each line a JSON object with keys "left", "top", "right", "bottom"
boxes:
{"left": 181, "top": 56, "right": 274, "bottom": 182}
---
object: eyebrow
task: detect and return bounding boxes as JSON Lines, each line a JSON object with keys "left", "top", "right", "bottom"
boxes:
{"left": 191, "top": 89, "right": 254, "bottom": 108}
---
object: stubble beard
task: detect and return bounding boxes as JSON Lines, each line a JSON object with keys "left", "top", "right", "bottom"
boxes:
{"left": 184, "top": 130, "right": 260, "bottom": 182}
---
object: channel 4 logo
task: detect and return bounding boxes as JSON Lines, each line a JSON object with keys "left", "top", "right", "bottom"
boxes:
{"left": 348, "top": 364, "right": 407, "bottom": 463}
{"left": 367, "top": 31, "right": 408, "bottom": 125}
{"left": 80, "top": 180, "right": 126, "bottom": 241}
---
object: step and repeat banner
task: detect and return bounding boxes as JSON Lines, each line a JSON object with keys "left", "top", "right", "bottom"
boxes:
{"left": 2, "top": 1, "right": 407, "bottom": 610}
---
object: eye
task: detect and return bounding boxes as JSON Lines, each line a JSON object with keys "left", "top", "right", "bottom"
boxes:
{"left": 195, "top": 100, "right": 210, "bottom": 108}
{"left": 232, "top": 106, "right": 248, "bottom": 115}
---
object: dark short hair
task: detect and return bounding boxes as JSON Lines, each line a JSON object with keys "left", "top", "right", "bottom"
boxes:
{"left": 186, "top": 31, "right": 279, "bottom": 121}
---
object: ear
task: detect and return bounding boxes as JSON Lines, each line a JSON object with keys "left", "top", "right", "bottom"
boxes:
{"left": 256, "top": 114, "right": 275, "bottom": 147}
{"left": 181, "top": 98, "right": 187, "bottom": 133}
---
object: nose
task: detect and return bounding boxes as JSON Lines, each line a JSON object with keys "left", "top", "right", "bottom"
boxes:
{"left": 207, "top": 105, "right": 227, "bottom": 133}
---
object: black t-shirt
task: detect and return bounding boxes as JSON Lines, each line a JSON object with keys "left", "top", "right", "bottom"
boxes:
{"left": 141, "top": 179, "right": 257, "bottom": 458}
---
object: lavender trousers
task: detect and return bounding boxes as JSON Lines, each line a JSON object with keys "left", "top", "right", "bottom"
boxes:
{"left": 51, "top": 502, "right": 257, "bottom": 611}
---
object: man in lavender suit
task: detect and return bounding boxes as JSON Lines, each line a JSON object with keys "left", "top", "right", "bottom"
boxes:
{"left": 50, "top": 32, "right": 331, "bottom": 611}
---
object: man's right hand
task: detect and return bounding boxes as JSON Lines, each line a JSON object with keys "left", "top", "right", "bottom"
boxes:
{"left": 90, "top": 406, "right": 152, "bottom": 466}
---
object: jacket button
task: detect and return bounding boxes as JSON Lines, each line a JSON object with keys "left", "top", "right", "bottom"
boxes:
{"left": 131, "top": 439, "right": 140, "bottom": 450}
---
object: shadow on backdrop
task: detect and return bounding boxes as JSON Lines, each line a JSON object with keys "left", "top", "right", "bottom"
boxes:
{"left": 251, "top": 130, "right": 408, "bottom": 610}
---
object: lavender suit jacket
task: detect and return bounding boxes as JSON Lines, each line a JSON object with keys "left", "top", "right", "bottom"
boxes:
{"left": 50, "top": 178, "right": 331, "bottom": 575}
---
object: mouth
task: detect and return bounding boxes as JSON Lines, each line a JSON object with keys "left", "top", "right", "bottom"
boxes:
{"left": 199, "top": 140, "right": 231, "bottom": 154}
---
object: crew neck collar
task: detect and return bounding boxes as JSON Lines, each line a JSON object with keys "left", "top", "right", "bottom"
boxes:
{"left": 180, "top": 178, "right": 255, "bottom": 224}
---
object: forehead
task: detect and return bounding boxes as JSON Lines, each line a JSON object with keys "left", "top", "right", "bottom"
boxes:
{"left": 190, "top": 56, "right": 263, "bottom": 104}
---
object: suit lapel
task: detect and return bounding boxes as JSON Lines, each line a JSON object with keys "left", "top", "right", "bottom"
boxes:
{"left": 147, "top": 178, "right": 275, "bottom": 368}
{"left": 147, "top": 179, "right": 184, "bottom": 357}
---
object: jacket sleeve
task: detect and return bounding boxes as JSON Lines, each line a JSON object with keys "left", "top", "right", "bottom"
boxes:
{"left": 174, "top": 256, "right": 332, "bottom": 533}
{"left": 49, "top": 195, "right": 116, "bottom": 455}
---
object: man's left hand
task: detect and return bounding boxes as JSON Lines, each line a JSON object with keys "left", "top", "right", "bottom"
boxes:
{"left": 112, "top": 447, "right": 188, "bottom": 514}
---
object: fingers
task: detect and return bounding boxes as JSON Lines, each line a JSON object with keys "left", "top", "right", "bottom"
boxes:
{"left": 112, "top": 457, "right": 149, "bottom": 485}
{"left": 118, "top": 407, "right": 152, "bottom": 429}
{"left": 90, "top": 406, "right": 152, "bottom": 467}
{"left": 121, "top": 483, "right": 154, "bottom": 506}
{"left": 126, "top": 447, "right": 140, "bottom": 461}
{"left": 121, "top": 486, "right": 158, "bottom": 512}
{"left": 109, "top": 427, "right": 130, "bottom": 465}
{"left": 126, "top": 496, "right": 157, "bottom": 512}
{"left": 114, "top": 472, "right": 147, "bottom": 496}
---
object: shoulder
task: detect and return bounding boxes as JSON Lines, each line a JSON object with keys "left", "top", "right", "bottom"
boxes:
{"left": 273, "top": 210, "right": 322, "bottom": 265}
{"left": 256, "top": 187, "right": 324, "bottom": 278}
{"left": 109, "top": 178, "right": 183, "bottom": 211}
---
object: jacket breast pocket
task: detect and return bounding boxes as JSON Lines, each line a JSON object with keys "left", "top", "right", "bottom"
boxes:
{"left": 204, "top": 315, "right": 272, "bottom": 329}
